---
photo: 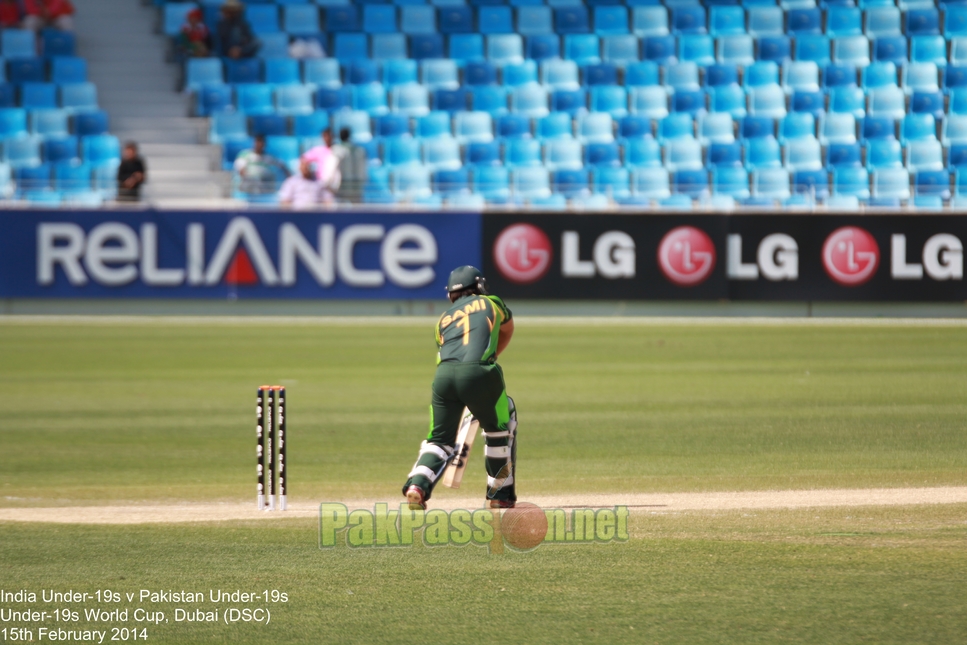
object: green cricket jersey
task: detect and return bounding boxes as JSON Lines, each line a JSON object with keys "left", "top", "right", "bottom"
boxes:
{"left": 436, "top": 294, "right": 512, "bottom": 364}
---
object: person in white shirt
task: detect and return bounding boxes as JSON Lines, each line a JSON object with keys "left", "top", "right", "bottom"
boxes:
{"left": 278, "top": 160, "right": 331, "bottom": 208}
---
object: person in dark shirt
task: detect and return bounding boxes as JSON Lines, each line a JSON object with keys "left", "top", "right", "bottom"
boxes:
{"left": 401, "top": 266, "right": 519, "bottom": 511}
{"left": 216, "top": 0, "right": 259, "bottom": 59}
{"left": 117, "top": 142, "right": 146, "bottom": 203}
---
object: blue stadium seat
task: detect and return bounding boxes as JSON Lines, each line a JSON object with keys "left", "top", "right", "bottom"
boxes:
{"left": 594, "top": 6, "right": 629, "bottom": 35}
{"left": 420, "top": 59, "right": 458, "bottom": 90}
{"left": 284, "top": 5, "right": 321, "bottom": 35}
{"left": 679, "top": 35, "right": 714, "bottom": 65}
{"left": 709, "top": 85, "right": 747, "bottom": 118}
{"left": 783, "top": 61, "right": 820, "bottom": 93}
{"left": 795, "top": 35, "right": 830, "bottom": 65}
{"left": 391, "top": 83, "right": 430, "bottom": 116}
{"left": 538, "top": 112, "right": 574, "bottom": 139}
{"left": 432, "top": 88, "right": 468, "bottom": 112}
{"left": 901, "top": 113, "right": 937, "bottom": 142}
{"left": 29, "top": 108, "right": 67, "bottom": 137}
{"left": 745, "top": 136, "right": 781, "bottom": 169}
{"left": 832, "top": 36, "right": 870, "bottom": 67}
{"left": 373, "top": 114, "right": 409, "bottom": 139}
{"left": 671, "top": 5, "right": 707, "bottom": 34}
{"left": 472, "top": 166, "right": 509, "bottom": 202}
{"left": 591, "top": 166, "right": 630, "bottom": 199}
{"left": 578, "top": 112, "right": 614, "bottom": 142}
{"left": 362, "top": 5, "right": 397, "bottom": 33}
{"left": 757, "top": 36, "right": 791, "bottom": 63}
{"left": 384, "top": 138, "right": 421, "bottom": 167}
{"left": 294, "top": 112, "right": 331, "bottom": 139}
{"left": 624, "top": 138, "right": 663, "bottom": 168}
{"left": 824, "top": 64, "right": 857, "bottom": 89}
{"left": 748, "top": 85, "right": 786, "bottom": 118}
{"left": 914, "top": 170, "right": 950, "bottom": 201}
{"left": 221, "top": 138, "right": 252, "bottom": 170}
{"left": 625, "top": 61, "right": 659, "bottom": 87}
{"left": 276, "top": 86, "right": 314, "bottom": 116}
{"left": 447, "top": 34, "right": 483, "bottom": 64}
{"left": 632, "top": 7, "right": 669, "bottom": 39}
{"left": 659, "top": 113, "right": 694, "bottom": 140}
{"left": 382, "top": 59, "right": 417, "bottom": 87}
{"left": 827, "top": 142, "right": 861, "bottom": 167}
{"left": 433, "top": 168, "right": 470, "bottom": 196}
{"left": 779, "top": 112, "right": 815, "bottom": 141}
{"left": 246, "top": 5, "right": 280, "bottom": 35}
{"left": 487, "top": 34, "right": 523, "bottom": 66}
{"left": 713, "top": 165, "right": 750, "bottom": 198}
{"left": 21, "top": 83, "right": 56, "bottom": 109}
{"left": 752, "top": 168, "right": 790, "bottom": 200}
{"left": 504, "top": 61, "right": 538, "bottom": 87}
{"left": 60, "top": 83, "right": 98, "bottom": 112}
{"left": 504, "top": 138, "right": 542, "bottom": 167}
{"left": 871, "top": 167, "right": 909, "bottom": 201}
{"left": 564, "top": 34, "right": 601, "bottom": 65}
{"left": 705, "top": 64, "right": 738, "bottom": 87}
{"left": 0, "top": 107, "right": 25, "bottom": 138}
{"left": 792, "top": 170, "right": 829, "bottom": 200}
{"left": 540, "top": 59, "right": 579, "bottom": 89}
{"left": 346, "top": 60, "right": 379, "bottom": 85}
{"left": 439, "top": 6, "right": 473, "bottom": 33}
{"left": 552, "top": 169, "right": 589, "bottom": 198}
{"left": 788, "top": 8, "right": 821, "bottom": 34}
{"left": 631, "top": 167, "right": 671, "bottom": 200}
{"left": 904, "top": 63, "right": 940, "bottom": 95}
{"left": 544, "top": 138, "right": 583, "bottom": 170}
{"left": 708, "top": 142, "right": 742, "bottom": 168}
{"left": 494, "top": 114, "right": 528, "bottom": 139}
{"left": 863, "top": 61, "right": 897, "bottom": 89}
{"left": 466, "top": 141, "right": 501, "bottom": 167}
{"left": 829, "top": 86, "right": 865, "bottom": 117}
{"left": 630, "top": 86, "right": 669, "bottom": 119}
{"left": 906, "top": 139, "right": 944, "bottom": 172}
{"left": 16, "top": 163, "right": 51, "bottom": 190}
{"left": 699, "top": 112, "right": 735, "bottom": 144}
{"left": 910, "top": 36, "right": 946, "bottom": 67}
{"left": 411, "top": 34, "right": 446, "bottom": 59}
{"left": 516, "top": 6, "right": 552, "bottom": 35}
{"left": 865, "top": 138, "right": 902, "bottom": 169}
{"left": 42, "top": 136, "right": 77, "bottom": 164}
{"left": 326, "top": 6, "right": 361, "bottom": 31}
{"left": 264, "top": 58, "right": 300, "bottom": 86}
{"left": 258, "top": 34, "right": 290, "bottom": 59}
{"left": 911, "top": 91, "right": 944, "bottom": 119}
{"left": 315, "top": 87, "right": 351, "bottom": 111}
{"left": 790, "top": 91, "right": 824, "bottom": 117}
{"left": 643, "top": 35, "right": 676, "bottom": 64}
{"left": 8, "top": 58, "right": 45, "bottom": 84}
{"left": 422, "top": 137, "right": 462, "bottom": 170}
{"left": 392, "top": 166, "right": 433, "bottom": 200}
{"left": 416, "top": 111, "right": 451, "bottom": 138}
{"left": 873, "top": 37, "right": 908, "bottom": 65}
{"left": 555, "top": 7, "right": 590, "bottom": 33}
{"left": 866, "top": 6, "right": 901, "bottom": 38}
{"left": 862, "top": 115, "right": 896, "bottom": 141}
{"left": 372, "top": 33, "right": 407, "bottom": 60}
{"left": 454, "top": 110, "right": 493, "bottom": 142}
{"left": 52, "top": 162, "right": 92, "bottom": 193}
{"left": 827, "top": 7, "right": 861, "bottom": 37}
{"left": 512, "top": 167, "right": 551, "bottom": 199}
{"left": 671, "top": 89, "right": 705, "bottom": 115}
{"left": 72, "top": 109, "right": 108, "bottom": 137}
{"left": 710, "top": 6, "right": 745, "bottom": 37}
{"left": 185, "top": 59, "right": 224, "bottom": 92}
{"left": 527, "top": 34, "right": 561, "bottom": 61}
{"left": 581, "top": 63, "right": 616, "bottom": 88}
{"left": 550, "top": 88, "right": 586, "bottom": 115}
{"left": 478, "top": 6, "right": 512, "bottom": 34}
{"left": 249, "top": 114, "right": 287, "bottom": 137}
{"left": 672, "top": 169, "right": 709, "bottom": 199}
{"left": 907, "top": 8, "right": 939, "bottom": 36}
{"left": 303, "top": 59, "right": 341, "bottom": 89}
{"left": 747, "top": 7, "right": 783, "bottom": 37}
{"left": 741, "top": 116, "right": 774, "bottom": 139}
{"left": 236, "top": 84, "right": 274, "bottom": 115}
{"left": 50, "top": 58, "right": 86, "bottom": 85}
{"left": 81, "top": 135, "right": 120, "bottom": 165}
{"left": 718, "top": 35, "right": 755, "bottom": 66}
{"left": 591, "top": 85, "right": 628, "bottom": 117}
{"left": 0, "top": 84, "right": 14, "bottom": 108}
{"left": 585, "top": 141, "right": 620, "bottom": 166}
{"left": 41, "top": 29, "right": 75, "bottom": 57}
{"left": 226, "top": 58, "right": 262, "bottom": 84}
{"left": 602, "top": 35, "right": 639, "bottom": 67}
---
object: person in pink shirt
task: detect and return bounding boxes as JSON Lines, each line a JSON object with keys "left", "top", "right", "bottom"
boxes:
{"left": 278, "top": 159, "right": 331, "bottom": 208}
{"left": 300, "top": 128, "right": 341, "bottom": 192}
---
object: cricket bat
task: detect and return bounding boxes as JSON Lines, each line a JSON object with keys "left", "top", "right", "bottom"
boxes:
{"left": 441, "top": 407, "right": 479, "bottom": 489}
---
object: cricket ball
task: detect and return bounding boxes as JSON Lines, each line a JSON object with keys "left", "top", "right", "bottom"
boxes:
{"left": 500, "top": 502, "right": 548, "bottom": 551}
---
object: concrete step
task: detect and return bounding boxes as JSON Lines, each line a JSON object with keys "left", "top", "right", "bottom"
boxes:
{"left": 144, "top": 183, "right": 226, "bottom": 200}
{"left": 148, "top": 156, "right": 212, "bottom": 172}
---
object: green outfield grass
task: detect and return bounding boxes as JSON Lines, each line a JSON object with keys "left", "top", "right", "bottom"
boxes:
{"left": 2, "top": 319, "right": 966, "bottom": 644}
{"left": 2, "top": 506, "right": 966, "bottom": 644}
{"left": 0, "top": 321, "right": 965, "bottom": 504}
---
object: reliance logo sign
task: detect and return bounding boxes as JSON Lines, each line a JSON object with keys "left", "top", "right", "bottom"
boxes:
{"left": 36, "top": 217, "right": 439, "bottom": 289}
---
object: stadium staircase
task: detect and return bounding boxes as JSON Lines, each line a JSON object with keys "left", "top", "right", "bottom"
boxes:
{"left": 77, "top": 0, "right": 229, "bottom": 205}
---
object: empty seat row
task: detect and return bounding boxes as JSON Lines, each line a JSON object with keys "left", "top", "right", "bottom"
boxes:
{"left": 0, "top": 83, "right": 98, "bottom": 111}
{"left": 0, "top": 134, "right": 119, "bottom": 169}
{"left": 0, "top": 29, "right": 75, "bottom": 59}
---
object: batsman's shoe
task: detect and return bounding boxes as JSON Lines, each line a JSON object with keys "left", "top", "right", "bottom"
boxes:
{"left": 486, "top": 499, "right": 515, "bottom": 509}
{"left": 405, "top": 485, "right": 427, "bottom": 510}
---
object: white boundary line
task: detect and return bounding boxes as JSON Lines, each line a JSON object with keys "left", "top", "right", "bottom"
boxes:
{"left": 2, "top": 315, "right": 967, "bottom": 327}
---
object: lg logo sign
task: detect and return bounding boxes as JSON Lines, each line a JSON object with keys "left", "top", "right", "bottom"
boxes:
{"left": 657, "top": 226, "right": 716, "bottom": 286}
{"left": 822, "top": 226, "right": 880, "bottom": 286}
{"left": 493, "top": 224, "right": 635, "bottom": 284}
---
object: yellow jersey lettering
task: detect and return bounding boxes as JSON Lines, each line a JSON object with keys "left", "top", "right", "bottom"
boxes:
{"left": 440, "top": 315, "right": 452, "bottom": 328}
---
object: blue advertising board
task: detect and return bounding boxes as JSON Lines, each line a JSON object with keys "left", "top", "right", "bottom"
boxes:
{"left": 0, "top": 210, "right": 482, "bottom": 299}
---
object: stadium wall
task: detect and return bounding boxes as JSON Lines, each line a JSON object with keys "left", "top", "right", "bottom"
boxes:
{"left": 2, "top": 209, "right": 967, "bottom": 315}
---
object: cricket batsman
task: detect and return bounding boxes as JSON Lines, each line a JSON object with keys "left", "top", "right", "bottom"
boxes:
{"left": 402, "top": 265, "right": 518, "bottom": 510}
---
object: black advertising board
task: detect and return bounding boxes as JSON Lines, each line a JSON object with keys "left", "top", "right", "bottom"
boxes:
{"left": 482, "top": 213, "right": 967, "bottom": 301}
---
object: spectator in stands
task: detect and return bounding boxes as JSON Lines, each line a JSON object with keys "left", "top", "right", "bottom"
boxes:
{"left": 216, "top": 0, "right": 259, "bottom": 59}
{"left": 176, "top": 8, "right": 211, "bottom": 59}
{"left": 288, "top": 36, "right": 325, "bottom": 60}
{"left": 117, "top": 142, "right": 146, "bottom": 203}
{"left": 22, "top": 0, "right": 75, "bottom": 31}
{"left": 301, "top": 129, "right": 341, "bottom": 194}
{"left": 278, "top": 160, "right": 331, "bottom": 208}
{"left": 0, "top": 0, "right": 22, "bottom": 29}
{"left": 233, "top": 135, "right": 289, "bottom": 197}
{"left": 333, "top": 128, "right": 367, "bottom": 204}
